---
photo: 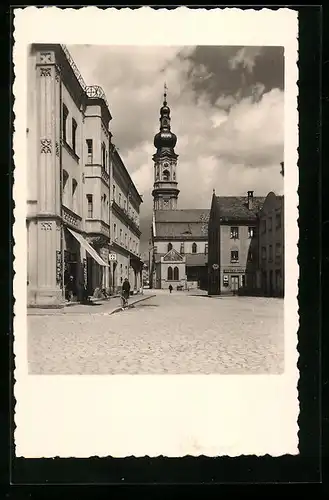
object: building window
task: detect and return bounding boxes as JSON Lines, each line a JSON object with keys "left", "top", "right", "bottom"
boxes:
{"left": 87, "top": 194, "right": 93, "bottom": 218}
{"left": 86, "top": 139, "right": 93, "bottom": 164}
{"left": 163, "top": 169, "right": 170, "bottom": 181}
{"left": 119, "top": 193, "right": 122, "bottom": 206}
{"left": 241, "top": 275, "right": 246, "bottom": 288}
{"left": 129, "top": 236, "right": 132, "bottom": 249}
{"left": 113, "top": 223, "right": 117, "bottom": 239}
{"left": 275, "top": 243, "right": 281, "bottom": 257}
{"left": 167, "top": 266, "right": 173, "bottom": 281}
{"left": 119, "top": 228, "right": 122, "bottom": 243}
{"left": 261, "top": 219, "right": 267, "bottom": 234}
{"left": 269, "top": 245, "right": 273, "bottom": 262}
{"left": 180, "top": 242, "right": 185, "bottom": 255}
{"left": 154, "top": 246, "right": 157, "bottom": 254}
{"left": 248, "top": 227, "right": 255, "bottom": 239}
{"left": 62, "top": 104, "right": 68, "bottom": 143}
{"left": 230, "top": 250, "right": 239, "bottom": 263}
{"left": 173, "top": 266, "right": 179, "bottom": 281}
{"left": 261, "top": 246, "right": 266, "bottom": 260}
{"left": 112, "top": 184, "right": 115, "bottom": 201}
{"left": 72, "top": 118, "right": 77, "bottom": 153}
{"left": 205, "top": 244, "right": 208, "bottom": 255}
{"left": 62, "top": 169, "right": 69, "bottom": 206}
{"left": 124, "top": 200, "right": 127, "bottom": 212}
{"left": 276, "top": 213, "right": 281, "bottom": 229}
{"left": 268, "top": 217, "right": 273, "bottom": 232}
{"left": 230, "top": 227, "right": 239, "bottom": 239}
{"left": 101, "top": 142, "right": 106, "bottom": 169}
{"left": 125, "top": 233, "right": 127, "bottom": 247}
{"left": 72, "top": 179, "right": 78, "bottom": 213}
{"left": 192, "top": 242, "right": 197, "bottom": 253}
{"left": 167, "top": 242, "right": 173, "bottom": 252}
{"left": 247, "top": 250, "right": 253, "bottom": 262}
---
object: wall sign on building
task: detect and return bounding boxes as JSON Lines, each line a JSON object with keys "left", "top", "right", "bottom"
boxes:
{"left": 56, "top": 250, "right": 62, "bottom": 287}
{"left": 223, "top": 268, "right": 246, "bottom": 274}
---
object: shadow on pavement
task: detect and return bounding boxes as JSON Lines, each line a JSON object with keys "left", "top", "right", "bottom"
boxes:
{"left": 135, "top": 303, "right": 159, "bottom": 308}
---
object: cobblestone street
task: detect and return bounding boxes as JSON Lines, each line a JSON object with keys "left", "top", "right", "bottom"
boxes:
{"left": 28, "top": 292, "right": 284, "bottom": 375}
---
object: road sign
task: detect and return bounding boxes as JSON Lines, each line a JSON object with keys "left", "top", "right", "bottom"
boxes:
{"left": 212, "top": 263, "right": 219, "bottom": 270}
{"left": 109, "top": 253, "right": 117, "bottom": 262}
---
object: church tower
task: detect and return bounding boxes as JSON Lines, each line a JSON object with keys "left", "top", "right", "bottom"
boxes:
{"left": 152, "top": 85, "right": 179, "bottom": 210}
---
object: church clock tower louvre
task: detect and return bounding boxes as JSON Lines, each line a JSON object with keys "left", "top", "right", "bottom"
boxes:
{"left": 152, "top": 84, "right": 180, "bottom": 210}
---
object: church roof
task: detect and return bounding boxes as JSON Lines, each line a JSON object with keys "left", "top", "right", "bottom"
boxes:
{"left": 155, "top": 209, "right": 210, "bottom": 223}
{"left": 215, "top": 196, "right": 265, "bottom": 220}
{"left": 185, "top": 253, "right": 207, "bottom": 267}
{"left": 154, "top": 209, "right": 210, "bottom": 239}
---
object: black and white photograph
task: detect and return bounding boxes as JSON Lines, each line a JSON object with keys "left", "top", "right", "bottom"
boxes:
{"left": 13, "top": 7, "right": 299, "bottom": 458}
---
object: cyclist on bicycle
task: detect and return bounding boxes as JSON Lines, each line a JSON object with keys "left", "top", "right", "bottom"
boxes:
{"left": 121, "top": 278, "right": 131, "bottom": 309}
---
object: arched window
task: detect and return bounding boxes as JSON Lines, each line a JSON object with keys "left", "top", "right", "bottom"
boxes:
{"left": 167, "top": 266, "right": 173, "bottom": 281}
{"left": 167, "top": 242, "right": 173, "bottom": 252}
{"left": 163, "top": 170, "right": 170, "bottom": 181}
{"left": 192, "top": 242, "right": 197, "bottom": 254}
{"left": 173, "top": 266, "right": 179, "bottom": 281}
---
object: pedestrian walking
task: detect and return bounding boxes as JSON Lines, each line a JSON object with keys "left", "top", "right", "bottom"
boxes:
{"left": 169, "top": 284, "right": 173, "bottom": 294}
{"left": 121, "top": 277, "right": 131, "bottom": 309}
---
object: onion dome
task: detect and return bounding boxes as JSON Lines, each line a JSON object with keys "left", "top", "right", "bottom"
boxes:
{"left": 153, "top": 84, "right": 177, "bottom": 151}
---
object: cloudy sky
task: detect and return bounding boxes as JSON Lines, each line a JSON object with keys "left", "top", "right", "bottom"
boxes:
{"left": 68, "top": 44, "right": 284, "bottom": 253}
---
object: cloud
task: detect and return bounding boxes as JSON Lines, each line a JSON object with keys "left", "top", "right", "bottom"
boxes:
{"left": 67, "top": 45, "right": 284, "bottom": 252}
{"left": 228, "top": 46, "right": 263, "bottom": 73}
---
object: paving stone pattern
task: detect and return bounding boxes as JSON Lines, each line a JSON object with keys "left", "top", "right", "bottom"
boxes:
{"left": 28, "top": 293, "right": 284, "bottom": 375}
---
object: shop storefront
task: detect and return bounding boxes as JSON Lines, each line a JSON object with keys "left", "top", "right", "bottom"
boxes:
{"left": 65, "top": 227, "right": 109, "bottom": 300}
{"left": 221, "top": 267, "right": 246, "bottom": 294}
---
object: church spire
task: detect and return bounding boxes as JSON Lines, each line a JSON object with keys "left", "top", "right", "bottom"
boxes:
{"left": 152, "top": 85, "right": 180, "bottom": 211}
{"left": 154, "top": 84, "right": 177, "bottom": 154}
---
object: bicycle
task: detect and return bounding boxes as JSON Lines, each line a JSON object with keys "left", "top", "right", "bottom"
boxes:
{"left": 120, "top": 292, "right": 129, "bottom": 310}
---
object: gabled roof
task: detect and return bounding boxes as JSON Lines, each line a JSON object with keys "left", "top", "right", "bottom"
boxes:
{"left": 162, "top": 248, "right": 184, "bottom": 262}
{"left": 215, "top": 196, "right": 265, "bottom": 220}
{"left": 154, "top": 252, "right": 207, "bottom": 266}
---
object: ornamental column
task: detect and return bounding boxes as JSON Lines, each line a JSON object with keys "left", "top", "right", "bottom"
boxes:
{"left": 33, "top": 49, "right": 62, "bottom": 306}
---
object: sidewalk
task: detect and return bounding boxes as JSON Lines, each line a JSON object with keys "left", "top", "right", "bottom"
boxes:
{"left": 27, "top": 292, "right": 156, "bottom": 316}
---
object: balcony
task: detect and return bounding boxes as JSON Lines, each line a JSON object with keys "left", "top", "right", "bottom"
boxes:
{"left": 85, "top": 219, "right": 110, "bottom": 238}
{"left": 62, "top": 205, "right": 82, "bottom": 230}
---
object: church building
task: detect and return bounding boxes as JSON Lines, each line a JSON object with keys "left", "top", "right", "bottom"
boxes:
{"left": 150, "top": 87, "right": 209, "bottom": 290}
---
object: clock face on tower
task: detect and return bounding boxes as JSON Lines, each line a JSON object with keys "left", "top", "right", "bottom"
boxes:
{"left": 163, "top": 162, "right": 169, "bottom": 169}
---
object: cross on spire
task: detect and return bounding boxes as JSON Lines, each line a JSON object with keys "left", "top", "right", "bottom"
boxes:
{"left": 164, "top": 82, "right": 167, "bottom": 104}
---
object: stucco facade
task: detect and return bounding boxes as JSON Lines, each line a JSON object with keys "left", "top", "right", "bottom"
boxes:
{"left": 208, "top": 191, "right": 264, "bottom": 295}
{"left": 109, "top": 148, "right": 143, "bottom": 293}
{"left": 258, "top": 192, "right": 284, "bottom": 297}
{"left": 26, "top": 44, "right": 142, "bottom": 307}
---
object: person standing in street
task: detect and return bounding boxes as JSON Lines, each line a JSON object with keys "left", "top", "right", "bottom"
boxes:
{"left": 169, "top": 284, "right": 173, "bottom": 294}
{"left": 121, "top": 277, "right": 131, "bottom": 309}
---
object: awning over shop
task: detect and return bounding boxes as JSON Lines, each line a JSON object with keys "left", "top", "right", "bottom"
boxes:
{"left": 67, "top": 228, "right": 109, "bottom": 267}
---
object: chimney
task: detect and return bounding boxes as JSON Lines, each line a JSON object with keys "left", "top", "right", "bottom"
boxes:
{"left": 247, "top": 190, "right": 254, "bottom": 210}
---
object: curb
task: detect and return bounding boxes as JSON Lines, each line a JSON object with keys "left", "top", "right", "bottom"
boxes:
{"left": 109, "top": 294, "right": 156, "bottom": 315}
